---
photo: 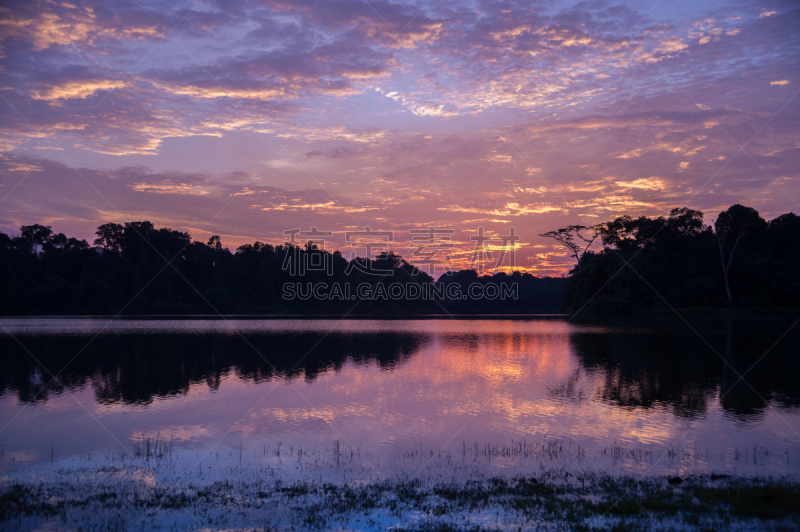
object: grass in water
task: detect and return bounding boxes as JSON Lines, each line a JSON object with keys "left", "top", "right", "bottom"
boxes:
{"left": 1, "top": 472, "right": 799, "bottom": 531}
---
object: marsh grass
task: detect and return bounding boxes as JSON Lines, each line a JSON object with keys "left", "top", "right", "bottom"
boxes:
{"left": 1, "top": 470, "right": 799, "bottom": 531}
{"left": 1, "top": 438, "right": 798, "bottom": 530}
{"left": 129, "top": 431, "right": 175, "bottom": 472}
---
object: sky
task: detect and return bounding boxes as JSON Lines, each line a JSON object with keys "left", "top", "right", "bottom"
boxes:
{"left": 0, "top": 0, "right": 798, "bottom": 275}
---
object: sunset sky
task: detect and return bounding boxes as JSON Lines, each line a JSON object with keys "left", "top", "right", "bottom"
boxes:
{"left": 1, "top": 0, "right": 797, "bottom": 275}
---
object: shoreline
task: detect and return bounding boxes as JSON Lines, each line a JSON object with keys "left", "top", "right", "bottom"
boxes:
{"left": 3, "top": 435, "right": 799, "bottom": 531}
{"left": 1, "top": 308, "right": 799, "bottom": 320}
{"left": 2, "top": 468, "right": 798, "bottom": 531}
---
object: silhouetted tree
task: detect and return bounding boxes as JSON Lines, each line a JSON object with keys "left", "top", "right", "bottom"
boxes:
{"left": 20, "top": 224, "right": 53, "bottom": 254}
{"left": 714, "top": 205, "right": 767, "bottom": 307}
{"left": 93, "top": 222, "right": 124, "bottom": 252}
{"left": 539, "top": 225, "right": 600, "bottom": 269}
{"left": 553, "top": 204, "right": 798, "bottom": 313}
{"left": 0, "top": 221, "right": 563, "bottom": 315}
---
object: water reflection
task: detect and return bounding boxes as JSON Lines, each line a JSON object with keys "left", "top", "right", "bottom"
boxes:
{"left": 1, "top": 318, "right": 798, "bottom": 419}
{"left": 560, "top": 319, "right": 800, "bottom": 420}
{"left": 0, "top": 317, "right": 798, "bottom": 476}
{"left": 0, "top": 330, "right": 427, "bottom": 404}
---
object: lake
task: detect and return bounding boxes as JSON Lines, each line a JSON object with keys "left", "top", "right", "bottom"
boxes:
{"left": 1, "top": 316, "right": 799, "bottom": 483}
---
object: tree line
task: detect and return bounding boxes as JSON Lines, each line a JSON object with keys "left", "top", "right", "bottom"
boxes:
{"left": 542, "top": 205, "right": 800, "bottom": 313}
{"left": 0, "top": 221, "right": 565, "bottom": 315}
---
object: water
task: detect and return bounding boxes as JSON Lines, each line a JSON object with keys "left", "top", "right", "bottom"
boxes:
{"left": 1, "top": 316, "right": 799, "bottom": 482}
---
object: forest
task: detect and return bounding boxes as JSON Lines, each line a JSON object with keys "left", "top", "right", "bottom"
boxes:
{"left": 0, "top": 221, "right": 564, "bottom": 315}
{"left": 547, "top": 204, "right": 800, "bottom": 313}
{"left": 1, "top": 203, "right": 797, "bottom": 316}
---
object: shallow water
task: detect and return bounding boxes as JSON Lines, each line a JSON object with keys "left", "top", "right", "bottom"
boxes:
{"left": 1, "top": 316, "right": 799, "bottom": 481}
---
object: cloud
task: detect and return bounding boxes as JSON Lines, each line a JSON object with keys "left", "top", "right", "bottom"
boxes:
{"left": 0, "top": 152, "right": 375, "bottom": 246}
{"left": 130, "top": 182, "right": 211, "bottom": 195}
{"left": 0, "top": 0, "right": 798, "bottom": 275}
{"left": 411, "top": 102, "right": 457, "bottom": 117}
{"left": 262, "top": 0, "right": 444, "bottom": 49}
{"left": 12, "top": 7, "right": 96, "bottom": 51}
{"left": 2, "top": 0, "right": 797, "bottom": 159}
{"left": 0, "top": 1, "right": 165, "bottom": 58}
{"left": 31, "top": 79, "right": 127, "bottom": 100}
{"left": 261, "top": 200, "right": 378, "bottom": 213}
{"left": 614, "top": 178, "right": 666, "bottom": 190}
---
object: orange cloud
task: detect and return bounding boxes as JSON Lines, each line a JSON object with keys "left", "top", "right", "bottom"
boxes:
{"left": 31, "top": 80, "right": 127, "bottom": 101}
